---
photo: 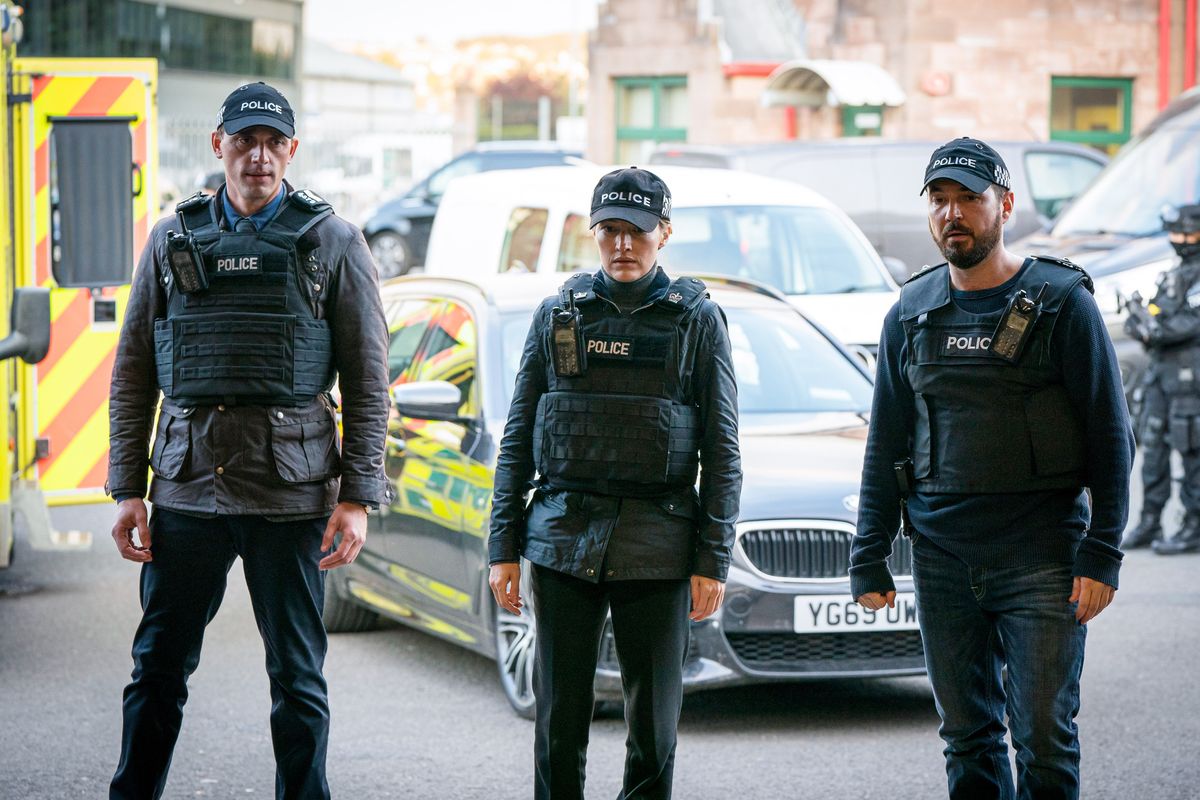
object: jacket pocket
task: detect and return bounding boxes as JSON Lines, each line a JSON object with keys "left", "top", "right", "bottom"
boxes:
{"left": 269, "top": 401, "right": 341, "bottom": 483}
{"left": 149, "top": 406, "right": 194, "bottom": 480}
{"left": 1168, "top": 394, "right": 1200, "bottom": 452}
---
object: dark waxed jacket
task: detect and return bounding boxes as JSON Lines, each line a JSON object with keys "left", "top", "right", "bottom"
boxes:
{"left": 487, "top": 268, "right": 742, "bottom": 582}
{"left": 107, "top": 190, "right": 390, "bottom": 516}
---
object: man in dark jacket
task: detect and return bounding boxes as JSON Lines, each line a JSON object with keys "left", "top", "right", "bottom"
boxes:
{"left": 851, "top": 138, "right": 1132, "bottom": 800}
{"left": 106, "top": 82, "right": 389, "bottom": 800}
{"left": 487, "top": 167, "right": 741, "bottom": 800}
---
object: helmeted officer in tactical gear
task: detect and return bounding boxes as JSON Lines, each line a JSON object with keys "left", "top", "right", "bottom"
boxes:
{"left": 1122, "top": 204, "right": 1200, "bottom": 555}
{"left": 851, "top": 138, "right": 1133, "bottom": 800}
{"left": 106, "top": 82, "right": 390, "bottom": 799}
{"left": 487, "top": 167, "right": 742, "bottom": 800}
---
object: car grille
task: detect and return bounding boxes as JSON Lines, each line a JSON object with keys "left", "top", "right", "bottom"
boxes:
{"left": 738, "top": 524, "right": 912, "bottom": 580}
{"left": 725, "top": 630, "right": 925, "bottom": 672}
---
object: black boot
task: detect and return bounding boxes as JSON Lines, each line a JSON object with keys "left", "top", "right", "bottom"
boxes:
{"left": 1153, "top": 516, "right": 1200, "bottom": 555}
{"left": 1122, "top": 513, "right": 1164, "bottom": 549}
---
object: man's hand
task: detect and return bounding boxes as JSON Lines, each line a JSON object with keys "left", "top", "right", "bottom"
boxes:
{"left": 319, "top": 502, "right": 368, "bottom": 570}
{"left": 689, "top": 575, "right": 725, "bottom": 621}
{"left": 489, "top": 562, "right": 523, "bottom": 615}
{"left": 111, "top": 498, "right": 152, "bottom": 563}
{"left": 1070, "top": 576, "right": 1116, "bottom": 624}
{"left": 857, "top": 590, "right": 896, "bottom": 611}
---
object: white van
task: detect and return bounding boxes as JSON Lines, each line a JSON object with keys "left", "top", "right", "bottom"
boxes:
{"left": 422, "top": 164, "right": 899, "bottom": 356}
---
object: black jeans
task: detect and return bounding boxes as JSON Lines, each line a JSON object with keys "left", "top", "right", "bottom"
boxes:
{"left": 110, "top": 509, "right": 330, "bottom": 800}
{"left": 530, "top": 564, "right": 691, "bottom": 800}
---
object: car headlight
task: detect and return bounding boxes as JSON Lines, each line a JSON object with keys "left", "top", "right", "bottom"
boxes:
{"left": 1092, "top": 258, "right": 1174, "bottom": 315}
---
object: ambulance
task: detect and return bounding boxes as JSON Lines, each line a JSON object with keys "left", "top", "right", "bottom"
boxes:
{"left": 0, "top": 4, "right": 157, "bottom": 566}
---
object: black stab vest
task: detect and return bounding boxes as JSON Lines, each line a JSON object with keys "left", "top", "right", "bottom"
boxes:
{"left": 899, "top": 257, "right": 1092, "bottom": 494}
{"left": 532, "top": 271, "right": 707, "bottom": 495}
{"left": 154, "top": 190, "right": 335, "bottom": 406}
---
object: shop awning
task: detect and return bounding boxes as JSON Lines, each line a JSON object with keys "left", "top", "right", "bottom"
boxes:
{"left": 762, "top": 59, "right": 906, "bottom": 108}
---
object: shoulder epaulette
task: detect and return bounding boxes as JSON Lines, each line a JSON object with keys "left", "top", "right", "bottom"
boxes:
{"left": 1033, "top": 254, "right": 1094, "bottom": 294}
{"left": 659, "top": 275, "right": 708, "bottom": 311}
{"left": 559, "top": 271, "right": 597, "bottom": 304}
{"left": 904, "top": 262, "right": 947, "bottom": 285}
{"left": 175, "top": 191, "right": 210, "bottom": 213}
{"left": 289, "top": 188, "right": 332, "bottom": 213}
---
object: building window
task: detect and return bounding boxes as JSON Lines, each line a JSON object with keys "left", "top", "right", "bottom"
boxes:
{"left": 841, "top": 105, "right": 884, "bottom": 137}
{"left": 22, "top": 0, "right": 295, "bottom": 80}
{"left": 1050, "top": 76, "right": 1133, "bottom": 156}
{"left": 614, "top": 76, "right": 687, "bottom": 163}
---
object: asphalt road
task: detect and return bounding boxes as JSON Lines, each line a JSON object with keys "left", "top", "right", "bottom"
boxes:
{"left": 1, "top": 497, "right": 1199, "bottom": 800}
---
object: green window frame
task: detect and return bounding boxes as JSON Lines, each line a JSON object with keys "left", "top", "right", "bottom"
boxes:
{"left": 841, "top": 104, "right": 884, "bottom": 137}
{"left": 614, "top": 76, "right": 687, "bottom": 157}
{"left": 1049, "top": 76, "right": 1133, "bottom": 149}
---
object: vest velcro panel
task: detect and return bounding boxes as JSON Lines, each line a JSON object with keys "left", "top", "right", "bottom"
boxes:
{"left": 533, "top": 391, "right": 700, "bottom": 486}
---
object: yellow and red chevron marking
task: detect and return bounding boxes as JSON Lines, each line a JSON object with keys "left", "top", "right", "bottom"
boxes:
{"left": 26, "top": 70, "right": 152, "bottom": 497}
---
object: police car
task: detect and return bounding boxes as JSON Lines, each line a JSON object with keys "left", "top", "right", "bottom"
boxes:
{"left": 322, "top": 273, "right": 923, "bottom": 718}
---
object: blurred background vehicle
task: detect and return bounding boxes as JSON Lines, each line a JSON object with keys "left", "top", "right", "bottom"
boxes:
{"left": 649, "top": 139, "right": 1108, "bottom": 280}
{"left": 360, "top": 141, "right": 585, "bottom": 279}
{"left": 322, "top": 272, "right": 923, "bottom": 718}
{"left": 1016, "top": 86, "right": 1200, "bottom": 402}
{"left": 422, "top": 164, "right": 898, "bottom": 365}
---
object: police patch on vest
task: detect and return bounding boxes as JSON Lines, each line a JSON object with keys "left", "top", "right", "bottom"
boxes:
{"left": 940, "top": 332, "right": 993, "bottom": 356}
{"left": 214, "top": 254, "right": 262, "bottom": 275}
{"left": 586, "top": 336, "right": 634, "bottom": 359}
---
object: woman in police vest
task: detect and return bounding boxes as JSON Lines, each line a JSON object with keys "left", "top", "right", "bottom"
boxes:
{"left": 487, "top": 166, "right": 742, "bottom": 800}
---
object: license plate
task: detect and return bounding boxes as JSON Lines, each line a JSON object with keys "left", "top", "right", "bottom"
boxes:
{"left": 793, "top": 593, "right": 920, "bottom": 633}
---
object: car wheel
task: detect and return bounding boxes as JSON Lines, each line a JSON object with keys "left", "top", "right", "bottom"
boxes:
{"left": 369, "top": 231, "right": 412, "bottom": 280}
{"left": 322, "top": 573, "right": 380, "bottom": 633}
{"left": 495, "top": 606, "right": 537, "bottom": 719}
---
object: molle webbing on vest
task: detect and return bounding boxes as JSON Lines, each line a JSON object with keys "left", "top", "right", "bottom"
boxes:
{"left": 532, "top": 392, "right": 701, "bottom": 486}
{"left": 155, "top": 191, "right": 334, "bottom": 406}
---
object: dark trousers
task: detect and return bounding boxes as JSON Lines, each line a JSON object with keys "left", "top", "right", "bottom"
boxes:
{"left": 1141, "top": 379, "right": 1200, "bottom": 519}
{"left": 912, "top": 535, "right": 1086, "bottom": 800}
{"left": 530, "top": 564, "right": 691, "bottom": 800}
{"left": 111, "top": 509, "right": 330, "bottom": 800}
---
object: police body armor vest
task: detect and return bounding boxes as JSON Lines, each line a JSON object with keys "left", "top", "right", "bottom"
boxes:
{"left": 1147, "top": 259, "right": 1200, "bottom": 376}
{"left": 154, "top": 190, "right": 335, "bottom": 406}
{"left": 532, "top": 272, "right": 707, "bottom": 495}
{"left": 899, "top": 256, "right": 1092, "bottom": 494}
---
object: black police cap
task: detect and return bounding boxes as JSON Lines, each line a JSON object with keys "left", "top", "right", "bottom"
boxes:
{"left": 216, "top": 82, "right": 295, "bottom": 138}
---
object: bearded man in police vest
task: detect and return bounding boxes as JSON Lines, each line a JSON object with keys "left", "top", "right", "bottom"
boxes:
{"left": 850, "top": 138, "right": 1133, "bottom": 800}
{"left": 488, "top": 167, "right": 742, "bottom": 800}
{"left": 106, "top": 82, "right": 389, "bottom": 799}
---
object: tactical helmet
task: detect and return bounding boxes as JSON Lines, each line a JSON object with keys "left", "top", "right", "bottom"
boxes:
{"left": 1161, "top": 204, "right": 1200, "bottom": 235}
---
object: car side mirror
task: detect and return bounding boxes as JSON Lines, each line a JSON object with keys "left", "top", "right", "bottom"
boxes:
{"left": 391, "top": 380, "right": 465, "bottom": 422}
{"left": 881, "top": 256, "right": 910, "bottom": 285}
{"left": 0, "top": 287, "right": 51, "bottom": 364}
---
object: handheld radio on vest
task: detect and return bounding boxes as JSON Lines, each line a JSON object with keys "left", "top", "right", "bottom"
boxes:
{"left": 989, "top": 282, "right": 1048, "bottom": 363}
{"left": 551, "top": 287, "right": 587, "bottom": 377}
{"left": 165, "top": 230, "right": 209, "bottom": 294}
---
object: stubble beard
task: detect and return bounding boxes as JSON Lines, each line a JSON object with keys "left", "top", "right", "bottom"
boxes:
{"left": 932, "top": 209, "right": 1004, "bottom": 270}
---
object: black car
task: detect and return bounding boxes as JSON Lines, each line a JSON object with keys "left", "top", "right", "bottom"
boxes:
{"left": 323, "top": 273, "right": 923, "bottom": 718}
{"left": 361, "top": 143, "right": 584, "bottom": 279}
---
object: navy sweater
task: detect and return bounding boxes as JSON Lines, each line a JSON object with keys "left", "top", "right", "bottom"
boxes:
{"left": 849, "top": 263, "right": 1135, "bottom": 599}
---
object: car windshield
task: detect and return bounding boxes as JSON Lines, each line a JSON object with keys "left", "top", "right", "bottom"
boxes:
{"left": 662, "top": 206, "right": 890, "bottom": 295}
{"left": 499, "top": 306, "right": 874, "bottom": 415}
{"left": 1052, "top": 125, "right": 1200, "bottom": 237}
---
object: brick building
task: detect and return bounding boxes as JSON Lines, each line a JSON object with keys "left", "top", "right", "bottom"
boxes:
{"left": 587, "top": 0, "right": 1197, "bottom": 162}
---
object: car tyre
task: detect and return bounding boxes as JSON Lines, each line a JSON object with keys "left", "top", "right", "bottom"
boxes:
{"left": 369, "top": 231, "right": 412, "bottom": 280}
{"left": 322, "top": 573, "right": 380, "bottom": 633}
{"left": 495, "top": 605, "right": 537, "bottom": 719}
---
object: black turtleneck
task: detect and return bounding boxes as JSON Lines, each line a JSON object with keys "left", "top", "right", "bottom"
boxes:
{"left": 600, "top": 264, "right": 661, "bottom": 313}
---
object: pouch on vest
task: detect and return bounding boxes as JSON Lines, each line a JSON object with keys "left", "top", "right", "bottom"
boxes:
{"left": 1168, "top": 394, "right": 1200, "bottom": 452}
